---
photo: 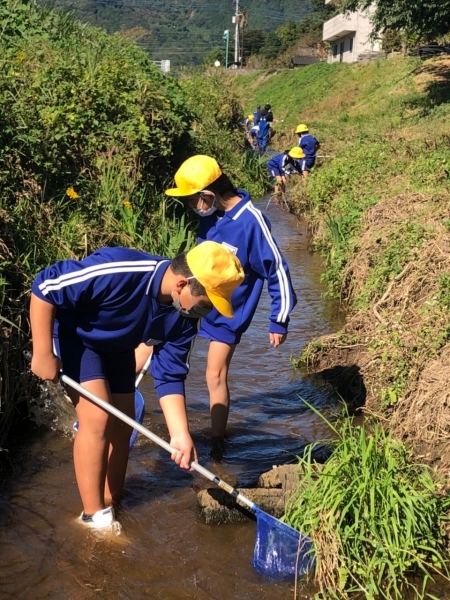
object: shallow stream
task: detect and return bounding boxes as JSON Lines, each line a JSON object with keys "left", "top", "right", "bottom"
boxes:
{"left": 0, "top": 197, "right": 345, "bottom": 599}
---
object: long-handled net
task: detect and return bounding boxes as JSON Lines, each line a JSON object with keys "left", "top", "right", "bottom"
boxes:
{"left": 59, "top": 373, "right": 316, "bottom": 580}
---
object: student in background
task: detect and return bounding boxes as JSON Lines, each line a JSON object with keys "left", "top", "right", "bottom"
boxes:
{"left": 267, "top": 147, "right": 305, "bottom": 194}
{"left": 256, "top": 118, "right": 271, "bottom": 155}
{"left": 244, "top": 114, "right": 254, "bottom": 130}
{"left": 296, "top": 123, "right": 320, "bottom": 179}
{"left": 256, "top": 104, "right": 275, "bottom": 154}
{"left": 165, "top": 155, "right": 297, "bottom": 441}
{"left": 259, "top": 103, "right": 274, "bottom": 123}
{"left": 248, "top": 122, "right": 260, "bottom": 151}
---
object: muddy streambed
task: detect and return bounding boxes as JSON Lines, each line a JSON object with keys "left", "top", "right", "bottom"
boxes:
{"left": 0, "top": 198, "right": 345, "bottom": 600}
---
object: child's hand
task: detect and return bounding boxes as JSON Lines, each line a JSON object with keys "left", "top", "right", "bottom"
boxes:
{"left": 170, "top": 433, "right": 198, "bottom": 470}
{"left": 31, "top": 352, "right": 62, "bottom": 383}
{"left": 269, "top": 332, "right": 287, "bottom": 348}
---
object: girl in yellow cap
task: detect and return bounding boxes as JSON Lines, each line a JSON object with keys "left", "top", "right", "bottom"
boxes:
{"left": 295, "top": 124, "right": 320, "bottom": 179}
{"left": 165, "top": 155, "right": 297, "bottom": 442}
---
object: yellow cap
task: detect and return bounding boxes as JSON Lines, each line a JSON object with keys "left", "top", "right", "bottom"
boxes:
{"left": 186, "top": 241, "right": 244, "bottom": 318}
{"left": 295, "top": 123, "right": 309, "bottom": 134}
{"left": 247, "top": 114, "right": 254, "bottom": 120}
{"left": 288, "top": 147, "right": 305, "bottom": 159}
{"left": 165, "top": 155, "right": 222, "bottom": 197}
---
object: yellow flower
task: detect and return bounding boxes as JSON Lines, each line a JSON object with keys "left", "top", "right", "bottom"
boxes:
{"left": 123, "top": 200, "right": 132, "bottom": 210}
{"left": 17, "top": 50, "right": 26, "bottom": 62}
{"left": 66, "top": 187, "right": 79, "bottom": 199}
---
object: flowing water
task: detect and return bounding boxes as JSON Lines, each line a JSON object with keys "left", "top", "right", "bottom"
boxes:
{"left": 0, "top": 197, "right": 346, "bottom": 600}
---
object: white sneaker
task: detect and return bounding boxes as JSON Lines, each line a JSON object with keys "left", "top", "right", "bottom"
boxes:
{"left": 79, "top": 506, "right": 122, "bottom": 535}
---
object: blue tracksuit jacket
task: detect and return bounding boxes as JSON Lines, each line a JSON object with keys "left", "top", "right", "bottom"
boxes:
{"left": 267, "top": 152, "right": 299, "bottom": 176}
{"left": 31, "top": 247, "right": 198, "bottom": 399}
{"left": 198, "top": 190, "right": 297, "bottom": 344}
{"left": 298, "top": 133, "right": 319, "bottom": 159}
{"left": 267, "top": 152, "right": 288, "bottom": 176}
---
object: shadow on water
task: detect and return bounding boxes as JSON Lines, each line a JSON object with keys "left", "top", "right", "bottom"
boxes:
{"left": 0, "top": 197, "right": 345, "bottom": 599}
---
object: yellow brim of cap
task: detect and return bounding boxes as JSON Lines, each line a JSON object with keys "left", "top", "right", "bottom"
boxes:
{"left": 206, "top": 290, "right": 234, "bottom": 318}
{"left": 165, "top": 186, "right": 201, "bottom": 197}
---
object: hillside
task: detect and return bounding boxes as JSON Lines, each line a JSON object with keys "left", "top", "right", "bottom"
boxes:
{"left": 234, "top": 56, "right": 450, "bottom": 474}
{"left": 41, "top": 0, "right": 311, "bottom": 66}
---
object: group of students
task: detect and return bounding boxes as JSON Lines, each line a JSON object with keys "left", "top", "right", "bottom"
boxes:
{"left": 267, "top": 122, "right": 321, "bottom": 195}
{"left": 245, "top": 103, "right": 274, "bottom": 155}
{"left": 30, "top": 154, "right": 297, "bottom": 532}
{"left": 244, "top": 102, "right": 321, "bottom": 190}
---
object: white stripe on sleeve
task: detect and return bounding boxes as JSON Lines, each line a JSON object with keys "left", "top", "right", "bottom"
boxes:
{"left": 38, "top": 261, "right": 157, "bottom": 296}
{"left": 245, "top": 205, "right": 291, "bottom": 323}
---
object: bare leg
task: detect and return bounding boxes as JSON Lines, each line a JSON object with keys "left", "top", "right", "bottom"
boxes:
{"left": 69, "top": 381, "right": 134, "bottom": 513}
{"left": 104, "top": 392, "right": 134, "bottom": 506}
{"left": 206, "top": 341, "right": 236, "bottom": 438}
{"left": 274, "top": 175, "right": 282, "bottom": 194}
{"left": 69, "top": 379, "right": 112, "bottom": 515}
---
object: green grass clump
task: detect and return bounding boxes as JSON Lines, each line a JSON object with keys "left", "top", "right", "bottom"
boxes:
{"left": 179, "top": 71, "right": 271, "bottom": 197}
{"left": 285, "top": 404, "right": 450, "bottom": 600}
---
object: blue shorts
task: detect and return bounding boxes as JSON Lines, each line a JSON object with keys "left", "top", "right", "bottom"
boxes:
{"left": 54, "top": 332, "right": 136, "bottom": 394}
{"left": 198, "top": 327, "right": 242, "bottom": 346}
{"left": 268, "top": 168, "right": 282, "bottom": 178}
{"left": 300, "top": 158, "right": 316, "bottom": 172}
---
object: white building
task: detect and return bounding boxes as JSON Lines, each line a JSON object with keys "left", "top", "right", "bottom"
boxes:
{"left": 323, "top": 1, "right": 383, "bottom": 63}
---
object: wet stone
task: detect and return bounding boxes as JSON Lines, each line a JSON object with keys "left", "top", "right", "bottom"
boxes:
{"left": 196, "top": 465, "right": 304, "bottom": 524}
{"left": 197, "top": 487, "right": 285, "bottom": 524}
{"left": 257, "top": 464, "right": 300, "bottom": 493}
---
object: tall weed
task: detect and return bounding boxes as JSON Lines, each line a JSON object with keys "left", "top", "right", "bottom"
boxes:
{"left": 285, "top": 403, "right": 450, "bottom": 600}
{"left": 179, "top": 71, "right": 268, "bottom": 197}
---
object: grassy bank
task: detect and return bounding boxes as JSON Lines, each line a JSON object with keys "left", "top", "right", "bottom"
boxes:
{"left": 285, "top": 403, "right": 450, "bottom": 599}
{"left": 234, "top": 56, "right": 450, "bottom": 458}
{"left": 234, "top": 57, "right": 450, "bottom": 597}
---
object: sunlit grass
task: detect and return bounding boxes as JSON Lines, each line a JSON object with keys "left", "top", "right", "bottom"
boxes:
{"left": 285, "top": 402, "right": 450, "bottom": 600}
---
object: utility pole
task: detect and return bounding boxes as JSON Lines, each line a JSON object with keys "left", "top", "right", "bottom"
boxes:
{"left": 234, "top": 0, "right": 240, "bottom": 66}
{"left": 223, "top": 29, "right": 230, "bottom": 68}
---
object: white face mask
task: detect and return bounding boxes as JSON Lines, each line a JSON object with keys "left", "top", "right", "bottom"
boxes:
{"left": 192, "top": 193, "right": 217, "bottom": 217}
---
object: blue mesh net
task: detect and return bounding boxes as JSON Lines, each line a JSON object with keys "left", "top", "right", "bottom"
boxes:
{"left": 252, "top": 508, "right": 315, "bottom": 580}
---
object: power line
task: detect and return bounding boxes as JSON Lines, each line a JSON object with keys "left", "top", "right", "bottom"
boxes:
{"left": 138, "top": 45, "right": 223, "bottom": 47}
{"left": 52, "top": 0, "right": 313, "bottom": 62}
{"left": 138, "top": 46, "right": 223, "bottom": 49}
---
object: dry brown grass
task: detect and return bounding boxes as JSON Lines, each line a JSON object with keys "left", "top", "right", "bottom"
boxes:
{"left": 301, "top": 190, "right": 450, "bottom": 474}
{"left": 414, "top": 55, "right": 450, "bottom": 92}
